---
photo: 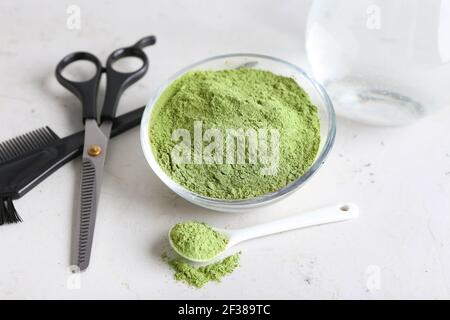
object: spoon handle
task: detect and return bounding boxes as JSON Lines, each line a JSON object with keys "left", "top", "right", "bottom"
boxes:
{"left": 229, "top": 203, "right": 359, "bottom": 245}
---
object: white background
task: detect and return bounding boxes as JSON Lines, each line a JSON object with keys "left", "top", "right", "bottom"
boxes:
{"left": 0, "top": 0, "right": 449, "bottom": 299}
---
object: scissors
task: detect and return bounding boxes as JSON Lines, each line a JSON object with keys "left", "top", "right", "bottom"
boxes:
{"left": 55, "top": 35, "right": 156, "bottom": 271}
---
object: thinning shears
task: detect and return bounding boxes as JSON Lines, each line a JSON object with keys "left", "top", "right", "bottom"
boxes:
{"left": 55, "top": 35, "right": 156, "bottom": 270}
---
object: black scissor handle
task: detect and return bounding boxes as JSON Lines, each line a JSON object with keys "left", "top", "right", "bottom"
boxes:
{"left": 55, "top": 52, "right": 102, "bottom": 122}
{"left": 134, "top": 35, "right": 157, "bottom": 50}
{"left": 101, "top": 36, "right": 156, "bottom": 122}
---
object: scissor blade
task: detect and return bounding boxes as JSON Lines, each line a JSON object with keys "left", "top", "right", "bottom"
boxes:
{"left": 75, "top": 158, "right": 97, "bottom": 270}
{"left": 72, "top": 120, "right": 112, "bottom": 271}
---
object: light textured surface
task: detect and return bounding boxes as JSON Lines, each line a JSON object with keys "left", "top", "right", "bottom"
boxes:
{"left": 1, "top": 0, "right": 449, "bottom": 299}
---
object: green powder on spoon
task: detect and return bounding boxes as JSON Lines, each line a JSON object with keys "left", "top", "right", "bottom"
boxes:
{"left": 166, "top": 221, "right": 240, "bottom": 288}
{"left": 170, "top": 221, "right": 228, "bottom": 260}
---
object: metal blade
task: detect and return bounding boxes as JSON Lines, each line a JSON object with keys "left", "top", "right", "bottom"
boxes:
{"left": 72, "top": 119, "right": 112, "bottom": 271}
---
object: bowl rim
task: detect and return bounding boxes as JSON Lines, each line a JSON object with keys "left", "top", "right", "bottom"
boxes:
{"left": 140, "top": 53, "right": 336, "bottom": 208}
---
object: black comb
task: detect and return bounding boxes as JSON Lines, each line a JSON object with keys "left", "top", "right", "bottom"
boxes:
{"left": 0, "top": 106, "right": 144, "bottom": 225}
{"left": 0, "top": 127, "right": 60, "bottom": 164}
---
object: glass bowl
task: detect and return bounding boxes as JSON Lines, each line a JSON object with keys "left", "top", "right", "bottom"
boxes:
{"left": 140, "top": 54, "right": 336, "bottom": 212}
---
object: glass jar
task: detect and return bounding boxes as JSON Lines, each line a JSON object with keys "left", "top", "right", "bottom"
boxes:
{"left": 306, "top": 0, "right": 450, "bottom": 126}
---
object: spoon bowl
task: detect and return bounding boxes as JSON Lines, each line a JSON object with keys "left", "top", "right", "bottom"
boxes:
{"left": 167, "top": 228, "right": 224, "bottom": 263}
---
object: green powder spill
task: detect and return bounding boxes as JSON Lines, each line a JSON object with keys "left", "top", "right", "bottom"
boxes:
{"left": 149, "top": 68, "right": 320, "bottom": 199}
{"left": 167, "top": 252, "right": 241, "bottom": 288}
{"left": 170, "top": 221, "right": 228, "bottom": 260}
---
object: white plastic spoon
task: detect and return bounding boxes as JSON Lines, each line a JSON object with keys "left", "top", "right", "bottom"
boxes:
{"left": 169, "top": 203, "right": 359, "bottom": 263}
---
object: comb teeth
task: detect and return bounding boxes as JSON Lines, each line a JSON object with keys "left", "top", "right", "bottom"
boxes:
{"left": 78, "top": 160, "right": 96, "bottom": 265}
{"left": 0, "top": 127, "right": 59, "bottom": 164}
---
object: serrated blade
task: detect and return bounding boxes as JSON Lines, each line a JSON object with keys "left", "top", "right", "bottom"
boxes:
{"left": 74, "top": 159, "right": 97, "bottom": 270}
{"left": 72, "top": 119, "right": 112, "bottom": 271}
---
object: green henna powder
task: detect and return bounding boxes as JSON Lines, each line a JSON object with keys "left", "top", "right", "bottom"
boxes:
{"left": 170, "top": 221, "right": 228, "bottom": 260}
{"left": 149, "top": 68, "right": 320, "bottom": 199}
{"left": 168, "top": 252, "right": 241, "bottom": 288}
{"left": 166, "top": 221, "right": 239, "bottom": 288}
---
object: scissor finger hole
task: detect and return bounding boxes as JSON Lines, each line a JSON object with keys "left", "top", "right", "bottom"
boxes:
{"left": 111, "top": 56, "right": 144, "bottom": 73}
{"left": 60, "top": 60, "right": 99, "bottom": 82}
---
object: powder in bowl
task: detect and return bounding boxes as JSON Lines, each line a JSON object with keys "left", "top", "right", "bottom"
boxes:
{"left": 149, "top": 68, "right": 320, "bottom": 199}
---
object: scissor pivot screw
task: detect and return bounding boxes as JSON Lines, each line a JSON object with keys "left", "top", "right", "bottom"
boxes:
{"left": 88, "top": 145, "right": 102, "bottom": 157}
